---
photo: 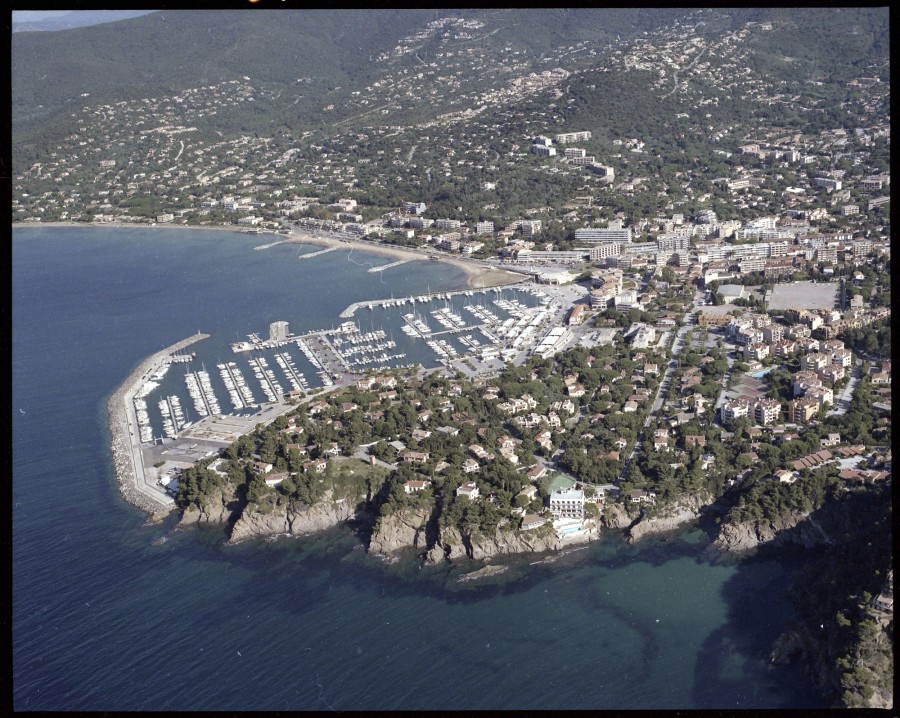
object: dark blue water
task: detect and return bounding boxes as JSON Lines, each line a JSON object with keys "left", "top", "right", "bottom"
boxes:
{"left": 12, "top": 226, "right": 824, "bottom": 710}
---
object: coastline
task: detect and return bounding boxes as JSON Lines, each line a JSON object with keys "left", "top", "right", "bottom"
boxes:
{"left": 14, "top": 220, "right": 526, "bottom": 290}
{"left": 20, "top": 219, "right": 522, "bottom": 520}
{"left": 107, "top": 332, "right": 210, "bottom": 518}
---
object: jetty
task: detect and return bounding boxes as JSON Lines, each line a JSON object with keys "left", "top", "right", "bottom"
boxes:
{"left": 252, "top": 237, "right": 291, "bottom": 251}
{"left": 367, "top": 258, "right": 412, "bottom": 273}
{"left": 298, "top": 246, "right": 339, "bottom": 260}
{"left": 108, "top": 332, "right": 209, "bottom": 515}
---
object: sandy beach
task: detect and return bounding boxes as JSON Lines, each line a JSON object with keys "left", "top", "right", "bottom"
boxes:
{"left": 17, "top": 220, "right": 526, "bottom": 290}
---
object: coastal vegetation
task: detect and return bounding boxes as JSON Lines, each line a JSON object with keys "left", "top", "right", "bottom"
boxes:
{"left": 782, "top": 481, "right": 892, "bottom": 708}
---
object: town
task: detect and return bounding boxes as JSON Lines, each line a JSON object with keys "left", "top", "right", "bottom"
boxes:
{"left": 12, "top": 8, "right": 892, "bottom": 711}
{"left": 16, "top": 9, "right": 890, "bottom": 541}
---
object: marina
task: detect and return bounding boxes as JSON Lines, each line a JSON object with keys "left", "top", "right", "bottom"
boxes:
{"left": 247, "top": 355, "right": 284, "bottom": 404}
{"left": 184, "top": 368, "right": 222, "bottom": 418}
{"left": 217, "top": 361, "right": 256, "bottom": 411}
{"left": 339, "top": 284, "right": 526, "bottom": 318}
{"left": 119, "top": 283, "right": 567, "bottom": 470}
{"left": 158, "top": 394, "right": 187, "bottom": 439}
{"left": 274, "top": 351, "right": 310, "bottom": 393}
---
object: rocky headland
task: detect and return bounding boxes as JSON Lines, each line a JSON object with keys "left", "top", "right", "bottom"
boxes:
{"left": 711, "top": 509, "right": 835, "bottom": 554}
{"left": 623, "top": 492, "right": 714, "bottom": 543}
{"left": 227, "top": 493, "right": 371, "bottom": 544}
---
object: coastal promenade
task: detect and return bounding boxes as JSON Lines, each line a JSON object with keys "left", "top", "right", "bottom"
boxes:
{"left": 107, "top": 332, "right": 209, "bottom": 516}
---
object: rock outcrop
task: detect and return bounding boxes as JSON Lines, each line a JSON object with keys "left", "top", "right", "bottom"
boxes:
{"left": 712, "top": 510, "right": 834, "bottom": 554}
{"left": 626, "top": 492, "right": 713, "bottom": 543}
{"left": 367, "top": 506, "right": 433, "bottom": 555}
{"left": 228, "top": 497, "right": 365, "bottom": 544}
{"left": 601, "top": 504, "right": 632, "bottom": 530}
{"left": 769, "top": 627, "right": 815, "bottom": 665}
{"left": 428, "top": 523, "right": 596, "bottom": 562}
{"left": 180, "top": 486, "right": 238, "bottom": 526}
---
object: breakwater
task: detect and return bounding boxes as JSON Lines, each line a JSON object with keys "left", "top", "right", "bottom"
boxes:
{"left": 297, "top": 246, "right": 339, "bottom": 260}
{"left": 107, "top": 332, "right": 209, "bottom": 516}
{"left": 367, "top": 258, "right": 412, "bottom": 272}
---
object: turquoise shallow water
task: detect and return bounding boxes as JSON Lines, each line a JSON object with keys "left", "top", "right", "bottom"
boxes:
{"left": 12, "top": 227, "right": 823, "bottom": 710}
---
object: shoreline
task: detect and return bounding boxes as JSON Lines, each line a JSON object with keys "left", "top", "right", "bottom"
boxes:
{"left": 22, "top": 220, "right": 523, "bottom": 519}
{"left": 14, "top": 220, "right": 527, "bottom": 290}
{"left": 107, "top": 332, "right": 210, "bottom": 517}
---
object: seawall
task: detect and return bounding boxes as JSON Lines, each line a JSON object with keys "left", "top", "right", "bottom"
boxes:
{"left": 107, "top": 332, "right": 209, "bottom": 516}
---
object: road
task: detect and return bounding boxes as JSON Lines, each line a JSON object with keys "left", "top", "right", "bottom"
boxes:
{"left": 351, "top": 445, "right": 397, "bottom": 471}
{"left": 616, "top": 294, "right": 701, "bottom": 482}
{"left": 827, "top": 358, "right": 862, "bottom": 416}
{"left": 662, "top": 44, "right": 707, "bottom": 99}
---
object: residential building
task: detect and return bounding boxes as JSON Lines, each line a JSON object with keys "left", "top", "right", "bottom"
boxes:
{"left": 549, "top": 487, "right": 585, "bottom": 520}
{"left": 555, "top": 131, "right": 592, "bottom": 144}
{"left": 575, "top": 227, "right": 633, "bottom": 243}
{"left": 403, "top": 480, "right": 431, "bottom": 494}
{"left": 754, "top": 398, "right": 781, "bottom": 425}
{"left": 456, "top": 480, "right": 480, "bottom": 497}
{"left": 721, "top": 397, "right": 752, "bottom": 422}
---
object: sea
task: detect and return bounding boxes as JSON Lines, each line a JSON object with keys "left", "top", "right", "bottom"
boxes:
{"left": 12, "top": 226, "right": 824, "bottom": 710}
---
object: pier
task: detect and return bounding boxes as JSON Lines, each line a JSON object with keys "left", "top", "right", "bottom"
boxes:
{"left": 339, "top": 285, "right": 523, "bottom": 319}
{"left": 367, "top": 258, "right": 412, "bottom": 273}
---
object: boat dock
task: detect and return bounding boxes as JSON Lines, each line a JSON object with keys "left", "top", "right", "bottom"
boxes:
{"left": 339, "top": 285, "right": 524, "bottom": 319}
{"left": 367, "top": 258, "right": 412, "bottom": 273}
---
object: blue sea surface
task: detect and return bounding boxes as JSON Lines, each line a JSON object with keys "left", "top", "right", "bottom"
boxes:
{"left": 12, "top": 226, "right": 824, "bottom": 710}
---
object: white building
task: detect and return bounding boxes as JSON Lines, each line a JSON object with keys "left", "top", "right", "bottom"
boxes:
{"left": 549, "top": 487, "right": 585, "bottom": 519}
{"left": 555, "top": 131, "right": 592, "bottom": 144}
{"left": 575, "top": 228, "right": 632, "bottom": 243}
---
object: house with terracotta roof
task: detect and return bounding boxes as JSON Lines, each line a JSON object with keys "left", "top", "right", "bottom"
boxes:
{"left": 403, "top": 480, "right": 431, "bottom": 494}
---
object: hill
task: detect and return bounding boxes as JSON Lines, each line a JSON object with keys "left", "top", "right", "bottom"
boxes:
{"left": 12, "top": 10, "right": 157, "bottom": 33}
{"left": 12, "top": 9, "right": 688, "bottom": 141}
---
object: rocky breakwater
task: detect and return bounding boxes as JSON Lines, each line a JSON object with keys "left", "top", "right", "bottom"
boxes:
{"left": 625, "top": 492, "right": 713, "bottom": 543}
{"left": 712, "top": 509, "right": 834, "bottom": 554}
{"left": 228, "top": 493, "right": 368, "bottom": 544}
{"left": 107, "top": 332, "right": 209, "bottom": 515}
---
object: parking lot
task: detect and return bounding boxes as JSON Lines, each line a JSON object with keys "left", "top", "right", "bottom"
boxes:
{"left": 767, "top": 281, "right": 838, "bottom": 310}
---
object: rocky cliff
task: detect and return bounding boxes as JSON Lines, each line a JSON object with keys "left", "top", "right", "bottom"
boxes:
{"left": 179, "top": 486, "right": 239, "bottom": 526}
{"left": 712, "top": 510, "right": 834, "bottom": 554}
{"left": 367, "top": 506, "right": 433, "bottom": 555}
{"left": 228, "top": 496, "right": 366, "bottom": 544}
{"left": 626, "top": 492, "right": 713, "bottom": 543}
{"left": 426, "top": 523, "right": 596, "bottom": 563}
{"left": 601, "top": 503, "right": 633, "bottom": 530}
